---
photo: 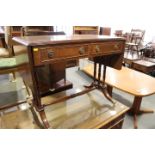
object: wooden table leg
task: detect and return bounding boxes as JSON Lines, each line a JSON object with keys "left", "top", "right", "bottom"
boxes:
{"left": 29, "top": 106, "right": 44, "bottom": 129}
{"left": 107, "top": 85, "right": 113, "bottom": 97}
{"left": 128, "top": 96, "right": 154, "bottom": 129}
{"left": 1, "top": 37, "right": 6, "bottom": 48}
{"left": 39, "top": 110, "right": 50, "bottom": 129}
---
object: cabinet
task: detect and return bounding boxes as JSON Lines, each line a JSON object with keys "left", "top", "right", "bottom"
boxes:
{"left": 73, "top": 26, "right": 99, "bottom": 35}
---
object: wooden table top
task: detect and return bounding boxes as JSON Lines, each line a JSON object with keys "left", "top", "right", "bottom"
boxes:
{"left": 82, "top": 64, "right": 155, "bottom": 97}
{"left": 133, "top": 59, "right": 155, "bottom": 67}
{"left": 12, "top": 35, "right": 125, "bottom": 46}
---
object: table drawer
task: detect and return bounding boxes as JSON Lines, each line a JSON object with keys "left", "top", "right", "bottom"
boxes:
{"left": 90, "top": 41, "right": 123, "bottom": 56}
{"left": 33, "top": 45, "right": 89, "bottom": 66}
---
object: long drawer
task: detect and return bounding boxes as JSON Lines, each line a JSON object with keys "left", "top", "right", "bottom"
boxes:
{"left": 33, "top": 44, "right": 89, "bottom": 66}
{"left": 33, "top": 41, "right": 124, "bottom": 66}
{"left": 90, "top": 41, "right": 124, "bottom": 56}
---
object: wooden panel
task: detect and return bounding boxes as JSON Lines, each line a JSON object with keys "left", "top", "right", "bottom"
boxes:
{"left": 32, "top": 41, "right": 124, "bottom": 66}
{"left": 33, "top": 44, "right": 89, "bottom": 66}
{"left": 132, "top": 60, "right": 155, "bottom": 73}
{"left": 12, "top": 35, "right": 125, "bottom": 46}
{"left": 73, "top": 26, "right": 99, "bottom": 34}
{"left": 35, "top": 62, "right": 72, "bottom": 96}
{"left": 90, "top": 41, "right": 123, "bottom": 56}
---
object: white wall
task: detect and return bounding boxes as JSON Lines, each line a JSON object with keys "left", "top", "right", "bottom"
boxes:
{"left": 1, "top": 0, "right": 155, "bottom": 43}
{"left": 54, "top": 0, "right": 155, "bottom": 43}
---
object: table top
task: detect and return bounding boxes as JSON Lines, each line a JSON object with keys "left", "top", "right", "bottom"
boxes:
{"left": 12, "top": 35, "right": 125, "bottom": 46}
{"left": 133, "top": 59, "right": 155, "bottom": 67}
{"left": 82, "top": 64, "right": 155, "bottom": 96}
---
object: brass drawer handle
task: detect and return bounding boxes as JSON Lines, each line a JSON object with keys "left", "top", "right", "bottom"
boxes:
{"left": 95, "top": 45, "right": 100, "bottom": 53}
{"left": 114, "top": 44, "right": 119, "bottom": 49}
{"left": 48, "top": 51, "right": 54, "bottom": 58}
{"left": 79, "top": 47, "right": 85, "bottom": 55}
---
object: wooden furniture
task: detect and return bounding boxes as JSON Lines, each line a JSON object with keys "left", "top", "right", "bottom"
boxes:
{"left": 0, "top": 44, "right": 9, "bottom": 58}
{"left": 132, "top": 59, "right": 155, "bottom": 74}
{"left": 0, "top": 54, "right": 30, "bottom": 111}
{"left": 144, "top": 57, "right": 155, "bottom": 63}
{"left": 0, "top": 98, "right": 129, "bottom": 129}
{"left": 123, "top": 56, "right": 140, "bottom": 67}
{"left": 2, "top": 26, "right": 53, "bottom": 56}
{"left": 2, "top": 26, "right": 28, "bottom": 57}
{"left": 23, "top": 26, "right": 53, "bottom": 31}
{"left": 21, "top": 26, "right": 53, "bottom": 36}
{"left": 0, "top": 27, "right": 29, "bottom": 80}
{"left": 9, "top": 26, "right": 53, "bottom": 37}
{"left": 114, "top": 30, "right": 123, "bottom": 37}
{"left": 21, "top": 30, "right": 73, "bottom": 94}
{"left": 73, "top": 26, "right": 99, "bottom": 34}
{"left": 13, "top": 35, "right": 126, "bottom": 128}
{"left": 123, "top": 51, "right": 141, "bottom": 67}
{"left": 0, "top": 27, "right": 6, "bottom": 48}
{"left": 73, "top": 26, "right": 99, "bottom": 67}
{"left": 125, "top": 29, "right": 145, "bottom": 56}
{"left": 140, "top": 44, "right": 155, "bottom": 58}
{"left": 100, "top": 27, "right": 111, "bottom": 36}
{"left": 0, "top": 27, "right": 10, "bottom": 57}
{"left": 9, "top": 26, "right": 22, "bottom": 36}
{"left": 82, "top": 64, "right": 155, "bottom": 128}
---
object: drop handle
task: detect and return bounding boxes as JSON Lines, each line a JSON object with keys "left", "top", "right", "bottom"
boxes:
{"left": 95, "top": 46, "right": 100, "bottom": 53}
{"left": 79, "top": 47, "right": 85, "bottom": 55}
{"left": 48, "top": 51, "right": 54, "bottom": 58}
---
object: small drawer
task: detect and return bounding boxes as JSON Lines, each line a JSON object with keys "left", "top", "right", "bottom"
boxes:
{"left": 90, "top": 41, "right": 123, "bottom": 56}
{"left": 33, "top": 45, "right": 89, "bottom": 66}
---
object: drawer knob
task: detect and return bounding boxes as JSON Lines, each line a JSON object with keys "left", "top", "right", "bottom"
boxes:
{"left": 79, "top": 47, "right": 85, "bottom": 55}
{"left": 48, "top": 51, "right": 54, "bottom": 58}
{"left": 95, "top": 45, "right": 100, "bottom": 53}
